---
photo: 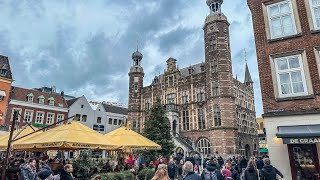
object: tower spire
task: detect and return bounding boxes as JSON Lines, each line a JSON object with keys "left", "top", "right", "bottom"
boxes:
{"left": 136, "top": 39, "right": 139, "bottom": 51}
{"left": 244, "top": 49, "right": 253, "bottom": 85}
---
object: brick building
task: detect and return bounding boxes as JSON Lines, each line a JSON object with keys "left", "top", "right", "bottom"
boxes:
{"left": 0, "top": 56, "right": 13, "bottom": 126}
{"left": 128, "top": 0, "right": 258, "bottom": 157}
{"left": 6, "top": 86, "right": 69, "bottom": 129}
{"left": 248, "top": 0, "right": 320, "bottom": 179}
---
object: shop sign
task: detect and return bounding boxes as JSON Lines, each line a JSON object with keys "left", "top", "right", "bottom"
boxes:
{"left": 283, "top": 137, "right": 320, "bottom": 144}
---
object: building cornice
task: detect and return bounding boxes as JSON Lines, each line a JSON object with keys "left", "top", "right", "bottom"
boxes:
{"left": 10, "top": 100, "right": 69, "bottom": 112}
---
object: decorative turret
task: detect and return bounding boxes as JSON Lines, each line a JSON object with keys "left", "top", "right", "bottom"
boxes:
{"left": 130, "top": 46, "right": 144, "bottom": 74}
{"left": 206, "top": 0, "right": 223, "bottom": 14}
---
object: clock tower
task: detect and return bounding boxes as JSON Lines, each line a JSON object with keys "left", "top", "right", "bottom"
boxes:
{"left": 204, "top": 0, "right": 238, "bottom": 154}
{"left": 128, "top": 48, "right": 144, "bottom": 133}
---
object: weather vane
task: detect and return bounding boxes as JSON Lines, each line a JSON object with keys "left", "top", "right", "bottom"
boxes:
{"left": 244, "top": 48, "right": 247, "bottom": 63}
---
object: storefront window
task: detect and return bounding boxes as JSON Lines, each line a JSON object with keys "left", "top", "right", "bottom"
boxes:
{"left": 290, "top": 144, "right": 319, "bottom": 180}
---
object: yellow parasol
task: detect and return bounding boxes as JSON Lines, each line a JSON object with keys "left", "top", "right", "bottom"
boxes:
{"left": 0, "top": 126, "right": 41, "bottom": 151}
{"left": 14, "top": 121, "right": 119, "bottom": 150}
{"left": 105, "top": 121, "right": 161, "bottom": 150}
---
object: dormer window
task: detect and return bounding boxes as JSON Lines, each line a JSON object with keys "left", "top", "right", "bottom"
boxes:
{"left": 0, "top": 69, "right": 6, "bottom": 76}
{"left": 27, "top": 93, "right": 34, "bottom": 102}
{"left": 48, "top": 97, "right": 55, "bottom": 106}
{"left": 38, "top": 95, "right": 45, "bottom": 104}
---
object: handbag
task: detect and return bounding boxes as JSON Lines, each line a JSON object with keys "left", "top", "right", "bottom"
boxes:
{"left": 276, "top": 174, "right": 283, "bottom": 180}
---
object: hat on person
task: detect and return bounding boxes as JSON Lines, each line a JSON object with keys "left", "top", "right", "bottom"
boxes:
{"left": 38, "top": 169, "right": 53, "bottom": 180}
{"left": 221, "top": 168, "right": 232, "bottom": 178}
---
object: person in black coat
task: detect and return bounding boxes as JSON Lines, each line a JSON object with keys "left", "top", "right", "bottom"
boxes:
{"left": 60, "top": 164, "right": 75, "bottom": 180}
{"left": 260, "top": 158, "right": 283, "bottom": 180}
{"left": 240, "top": 156, "right": 248, "bottom": 172}
{"left": 256, "top": 157, "right": 264, "bottom": 170}
{"left": 243, "top": 159, "right": 259, "bottom": 180}
{"left": 201, "top": 160, "right": 224, "bottom": 180}
{"left": 167, "top": 159, "right": 177, "bottom": 180}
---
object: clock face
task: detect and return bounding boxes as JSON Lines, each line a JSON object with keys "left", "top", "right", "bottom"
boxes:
{"left": 207, "top": 23, "right": 218, "bottom": 34}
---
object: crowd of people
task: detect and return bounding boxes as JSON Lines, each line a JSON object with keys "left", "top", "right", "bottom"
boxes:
{"left": 0, "top": 158, "right": 75, "bottom": 180}
{"left": 0, "top": 153, "right": 285, "bottom": 180}
{"left": 149, "top": 155, "right": 284, "bottom": 180}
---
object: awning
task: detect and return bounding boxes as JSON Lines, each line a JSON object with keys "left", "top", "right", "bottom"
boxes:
{"left": 276, "top": 124, "right": 320, "bottom": 138}
{"left": 260, "top": 148, "right": 268, "bottom": 153}
{"left": 0, "top": 90, "right": 6, "bottom": 97}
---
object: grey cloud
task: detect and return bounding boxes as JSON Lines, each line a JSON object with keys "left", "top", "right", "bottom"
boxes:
{"left": 0, "top": 0, "right": 264, "bottom": 116}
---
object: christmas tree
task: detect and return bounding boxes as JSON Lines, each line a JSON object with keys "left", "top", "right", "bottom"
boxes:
{"left": 142, "top": 97, "right": 175, "bottom": 161}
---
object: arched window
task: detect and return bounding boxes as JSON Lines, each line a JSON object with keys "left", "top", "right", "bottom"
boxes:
{"left": 197, "top": 138, "right": 211, "bottom": 154}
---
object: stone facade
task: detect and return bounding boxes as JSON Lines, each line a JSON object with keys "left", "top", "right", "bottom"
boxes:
{"left": 128, "top": 0, "right": 258, "bottom": 157}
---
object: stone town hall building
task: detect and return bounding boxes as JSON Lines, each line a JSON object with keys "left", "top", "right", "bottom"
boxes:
{"left": 128, "top": 0, "right": 258, "bottom": 157}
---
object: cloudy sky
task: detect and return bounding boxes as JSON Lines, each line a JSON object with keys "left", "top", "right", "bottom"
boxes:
{"left": 0, "top": 0, "right": 263, "bottom": 117}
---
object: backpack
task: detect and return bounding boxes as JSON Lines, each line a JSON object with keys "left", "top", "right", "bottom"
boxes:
{"left": 203, "top": 169, "right": 218, "bottom": 180}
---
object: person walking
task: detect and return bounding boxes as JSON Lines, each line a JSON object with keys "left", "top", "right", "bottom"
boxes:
{"left": 243, "top": 159, "right": 259, "bottom": 180}
{"left": 256, "top": 157, "right": 264, "bottom": 170}
{"left": 151, "top": 164, "right": 170, "bottom": 180}
{"left": 225, "top": 161, "right": 240, "bottom": 180}
{"left": 201, "top": 159, "right": 224, "bottom": 180}
{"left": 167, "top": 159, "right": 177, "bottom": 180}
{"left": 239, "top": 156, "right": 248, "bottom": 173}
{"left": 60, "top": 164, "right": 75, "bottom": 180}
{"left": 182, "top": 161, "right": 201, "bottom": 180}
{"left": 20, "top": 159, "right": 37, "bottom": 180}
{"left": 177, "top": 159, "right": 184, "bottom": 178}
{"left": 260, "top": 158, "right": 283, "bottom": 180}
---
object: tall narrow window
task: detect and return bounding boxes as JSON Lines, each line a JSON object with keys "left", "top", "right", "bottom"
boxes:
{"left": 35, "top": 112, "right": 44, "bottom": 124}
{"left": 11, "top": 109, "right": 22, "bottom": 122}
{"left": 57, "top": 114, "right": 64, "bottom": 125}
{"left": 214, "top": 105, "right": 221, "bottom": 126}
{"left": 97, "top": 117, "right": 102, "bottom": 124}
{"left": 182, "top": 91, "right": 188, "bottom": 105}
{"left": 310, "top": 0, "right": 320, "bottom": 29}
{"left": 168, "top": 76, "right": 174, "bottom": 86}
{"left": 197, "top": 88, "right": 205, "bottom": 102}
{"left": 182, "top": 110, "right": 190, "bottom": 131}
{"left": 134, "top": 85, "right": 138, "bottom": 92}
{"left": 167, "top": 93, "right": 176, "bottom": 104}
{"left": 82, "top": 115, "right": 87, "bottom": 122}
{"left": 46, "top": 113, "right": 55, "bottom": 125}
{"left": 24, "top": 110, "right": 33, "bottom": 123}
{"left": 198, "top": 108, "right": 205, "bottom": 130}
{"left": 145, "top": 99, "right": 151, "bottom": 110}
{"left": 212, "top": 80, "right": 219, "bottom": 96}
{"left": 275, "top": 54, "right": 307, "bottom": 97}
{"left": 267, "top": 0, "right": 296, "bottom": 39}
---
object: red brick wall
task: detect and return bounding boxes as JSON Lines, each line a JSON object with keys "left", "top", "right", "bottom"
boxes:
{"left": 0, "top": 79, "right": 12, "bottom": 125}
{"left": 248, "top": 0, "right": 320, "bottom": 114}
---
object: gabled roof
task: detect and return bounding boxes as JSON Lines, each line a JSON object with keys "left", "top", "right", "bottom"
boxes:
{"left": 102, "top": 104, "right": 128, "bottom": 115}
{"left": 66, "top": 97, "right": 80, "bottom": 107}
{"left": 0, "top": 55, "right": 13, "bottom": 80}
{"left": 11, "top": 86, "right": 68, "bottom": 108}
{"left": 180, "top": 63, "right": 205, "bottom": 78}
